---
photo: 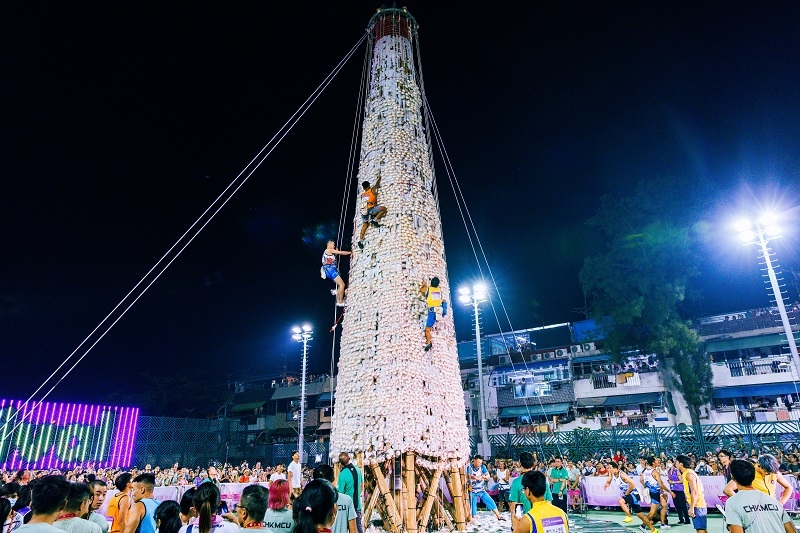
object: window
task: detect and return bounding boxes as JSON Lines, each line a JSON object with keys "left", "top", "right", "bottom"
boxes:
{"left": 513, "top": 383, "right": 552, "bottom": 399}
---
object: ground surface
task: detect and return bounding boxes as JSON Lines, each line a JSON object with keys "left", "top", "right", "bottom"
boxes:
{"left": 367, "top": 508, "right": 730, "bottom": 532}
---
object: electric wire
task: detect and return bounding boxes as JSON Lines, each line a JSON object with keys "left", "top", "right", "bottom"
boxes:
{"left": 1, "top": 32, "right": 368, "bottom": 442}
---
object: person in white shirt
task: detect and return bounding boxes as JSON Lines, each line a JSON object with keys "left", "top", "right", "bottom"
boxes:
{"left": 287, "top": 452, "right": 303, "bottom": 497}
{"left": 87, "top": 481, "right": 109, "bottom": 533}
{"left": 177, "top": 483, "right": 238, "bottom": 533}
{"left": 53, "top": 483, "right": 101, "bottom": 533}
{"left": 269, "top": 465, "right": 287, "bottom": 483}
{"left": 18, "top": 475, "right": 72, "bottom": 533}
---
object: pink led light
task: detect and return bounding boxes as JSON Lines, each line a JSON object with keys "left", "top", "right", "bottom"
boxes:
{"left": 111, "top": 407, "right": 127, "bottom": 465}
{"left": 120, "top": 407, "right": 133, "bottom": 465}
{"left": 123, "top": 408, "right": 139, "bottom": 466}
{"left": 48, "top": 402, "right": 64, "bottom": 470}
{"left": 35, "top": 402, "right": 51, "bottom": 470}
{"left": 80, "top": 404, "right": 95, "bottom": 464}
{"left": 29, "top": 401, "right": 44, "bottom": 468}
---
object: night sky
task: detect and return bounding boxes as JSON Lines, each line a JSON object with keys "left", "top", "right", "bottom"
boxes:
{"left": 2, "top": 2, "right": 799, "bottom": 410}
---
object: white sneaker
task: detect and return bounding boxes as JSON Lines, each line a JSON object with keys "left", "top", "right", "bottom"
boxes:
{"left": 660, "top": 525, "right": 671, "bottom": 529}
{"left": 336, "top": 302, "right": 346, "bottom": 307}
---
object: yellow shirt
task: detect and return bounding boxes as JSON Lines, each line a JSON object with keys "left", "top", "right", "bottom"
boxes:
{"left": 752, "top": 471, "right": 777, "bottom": 498}
{"left": 523, "top": 500, "right": 569, "bottom": 533}
{"left": 682, "top": 469, "right": 706, "bottom": 508}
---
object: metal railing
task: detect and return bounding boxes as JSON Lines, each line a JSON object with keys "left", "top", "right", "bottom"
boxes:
{"left": 478, "top": 420, "right": 800, "bottom": 461}
{"left": 591, "top": 374, "right": 617, "bottom": 389}
{"left": 727, "top": 359, "right": 790, "bottom": 377}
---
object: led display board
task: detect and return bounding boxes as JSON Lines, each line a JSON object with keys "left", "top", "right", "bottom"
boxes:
{"left": 0, "top": 399, "right": 139, "bottom": 469}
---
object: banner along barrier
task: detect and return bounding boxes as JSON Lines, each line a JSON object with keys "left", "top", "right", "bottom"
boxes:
{"left": 581, "top": 475, "right": 798, "bottom": 511}
{"left": 101, "top": 483, "right": 270, "bottom": 515}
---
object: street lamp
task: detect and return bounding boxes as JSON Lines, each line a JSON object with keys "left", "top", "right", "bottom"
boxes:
{"left": 292, "top": 324, "right": 313, "bottom": 463}
{"left": 459, "top": 283, "right": 490, "bottom": 457}
{"left": 736, "top": 214, "right": 800, "bottom": 377}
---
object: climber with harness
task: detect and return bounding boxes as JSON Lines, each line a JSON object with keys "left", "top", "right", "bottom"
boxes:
{"left": 357, "top": 175, "right": 387, "bottom": 250}
{"left": 419, "top": 277, "right": 448, "bottom": 352}
{"left": 322, "top": 240, "right": 352, "bottom": 307}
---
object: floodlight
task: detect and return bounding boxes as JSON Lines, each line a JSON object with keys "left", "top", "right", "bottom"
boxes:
{"left": 302, "top": 324, "right": 313, "bottom": 333}
{"left": 292, "top": 326, "right": 301, "bottom": 334}
{"left": 459, "top": 294, "right": 471, "bottom": 304}
{"left": 292, "top": 334, "right": 302, "bottom": 341}
{"left": 738, "top": 231, "right": 756, "bottom": 242}
{"left": 760, "top": 212, "right": 777, "bottom": 226}
{"left": 473, "top": 283, "right": 486, "bottom": 294}
{"left": 458, "top": 287, "right": 471, "bottom": 295}
{"left": 734, "top": 219, "right": 752, "bottom": 232}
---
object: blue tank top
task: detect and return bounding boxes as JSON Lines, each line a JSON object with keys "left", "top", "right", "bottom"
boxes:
{"left": 136, "top": 498, "right": 159, "bottom": 533}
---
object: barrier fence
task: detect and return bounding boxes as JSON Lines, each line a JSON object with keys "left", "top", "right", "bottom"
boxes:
{"left": 133, "top": 416, "right": 800, "bottom": 468}
{"left": 472, "top": 421, "right": 800, "bottom": 460}
{"left": 132, "top": 416, "right": 329, "bottom": 468}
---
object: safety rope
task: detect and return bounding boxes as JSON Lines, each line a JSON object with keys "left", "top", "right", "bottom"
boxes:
{"left": 0, "top": 32, "right": 369, "bottom": 442}
{"left": 423, "top": 97, "right": 563, "bottom": 460}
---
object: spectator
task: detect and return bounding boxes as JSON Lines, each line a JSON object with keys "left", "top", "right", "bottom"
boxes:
{"left": 17, "top": 475, "right": 71, "bottom": 533}
{"left": 262, "top": 480, "right": 293, "bottom": 533}
{"left": 153, "top": 502, "right": 181, "bottom": 533}
{"left": 291, "top": 480, "right": 336, "bottom": 533}
{"left": 724, "top": 459, "right": 796, "bottom": 533}
{"left": 314, "top": 465, "right": 355, "bottom": 533}
{"left": 53, "top": 482, "right": 101, "bottom": 533}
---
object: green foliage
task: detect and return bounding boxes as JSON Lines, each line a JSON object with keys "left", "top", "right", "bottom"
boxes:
{"left": 579, "top": 178, "right": 712, "bottom": 424}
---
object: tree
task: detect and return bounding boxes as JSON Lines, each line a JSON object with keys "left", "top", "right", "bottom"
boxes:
{"left": 578, "top": 178, "right": 713, "bottom": 425}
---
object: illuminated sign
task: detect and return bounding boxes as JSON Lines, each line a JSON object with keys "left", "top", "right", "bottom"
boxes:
{"left": 0, "top": 399, "right": 139, "bottom": 469}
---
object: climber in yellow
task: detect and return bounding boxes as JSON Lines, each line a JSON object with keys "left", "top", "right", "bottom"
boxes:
{"left": 419, "top": 277, "right": 448, "bottom": 351}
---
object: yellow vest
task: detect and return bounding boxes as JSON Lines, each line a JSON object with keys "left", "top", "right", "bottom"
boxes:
{"left": 682, "top": 469, "right": 706, "bottom": 508}
{"left": 426, "top": 287, "right": 443, "bottom": 308}
{"left": 752, "top": 471, "right": 777, "bottom": 498}
{"left": 523, "top": 500, "right": 568, "bottom": 533}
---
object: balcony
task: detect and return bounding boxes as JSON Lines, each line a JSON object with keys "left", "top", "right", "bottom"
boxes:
{"left": 727, "top": 359, "right": 790, "bottom": 377}
{"left": 574, "top": 371, "right": 665, "bottom": 398}
{"left": 711, "top": 356, "right": 797, "bottom": 388}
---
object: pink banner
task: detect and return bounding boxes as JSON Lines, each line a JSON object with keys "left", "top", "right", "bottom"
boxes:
{"left": 582, "top": 475, "right": 799, "bottom": 511}
{"left": 101, "top": 483, "right": 269, "bottom": 515}
{"left": 582, "top": 476, "right": 727, "bottom": 509}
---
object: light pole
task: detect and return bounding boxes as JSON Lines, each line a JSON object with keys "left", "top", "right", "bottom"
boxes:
{"left": 736, "top": 214, "right": 800, "bottom": 377}
{"left": 459, "top": 284, "right": 490, "bottom": 457}
{"left": 292, "top": 324, "right": 313, "bottom": 463}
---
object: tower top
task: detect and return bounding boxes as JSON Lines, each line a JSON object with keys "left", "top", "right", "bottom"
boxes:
{"left": 369, "top": 6, "right": 418, "bottom": 40}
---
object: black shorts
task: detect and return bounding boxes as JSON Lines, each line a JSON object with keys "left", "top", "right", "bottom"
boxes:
{"left": 623, "top": 493, "right": 641, "bottom": 514}
{"left": 649, "top": 491, "right": 663, "bottom": 506}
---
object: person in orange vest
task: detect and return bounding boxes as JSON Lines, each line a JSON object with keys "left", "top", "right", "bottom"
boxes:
{"left": 107, "top": 473, "right": 133, "bottom": 533}
{"left": 356, "top": 175, "right": 387, "bottom": 250}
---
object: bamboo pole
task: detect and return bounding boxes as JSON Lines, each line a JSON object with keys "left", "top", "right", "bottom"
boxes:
{"left": 437, "top": 498, "right": 455, "bottom": 531}
{"left": 448, "top": 460, "right": 467, "bottom": 531}
{"left": 362, "top": 484, "right": 380, "bottom": 530}
{"left": 417, "top": 467, "right": 442, "bottom": 530}
{"left": 371, "top": 460, "right": 401, "bottom": 533}
{"left": 404, "top": 453, "right": 418, "bottom": 533}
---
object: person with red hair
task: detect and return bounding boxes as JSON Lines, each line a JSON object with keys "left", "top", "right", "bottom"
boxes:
{"left": 263, "top": 481, "right": 293, "bottom": 533}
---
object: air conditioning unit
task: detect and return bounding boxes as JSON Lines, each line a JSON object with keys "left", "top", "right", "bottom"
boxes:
{"left": 499, "top": 355, "right": 511, "bottom": 365}
{"left": 570, "top": 345, "right": 581, "bottom": 353}
{"left": 555, "top": 349, "right": 566, "bottom": 358}
{"left": 543, "top": 352, "right": 553, "bottom": 359}
{"left": 582, "top": 342, "right": 596, "bottom": 352}
{"left": 491, "top": 419, "right": 500, "bottom": 427}
{"left": 532, "top": 353, "right": 543, "bottom": 361}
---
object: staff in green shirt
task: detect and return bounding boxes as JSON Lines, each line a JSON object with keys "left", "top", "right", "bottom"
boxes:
{"left": 509, "top": 453, "right": 553, "bottom": 531}
{"left": 548, "top": 457, "right": 569, "bottom": 514}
